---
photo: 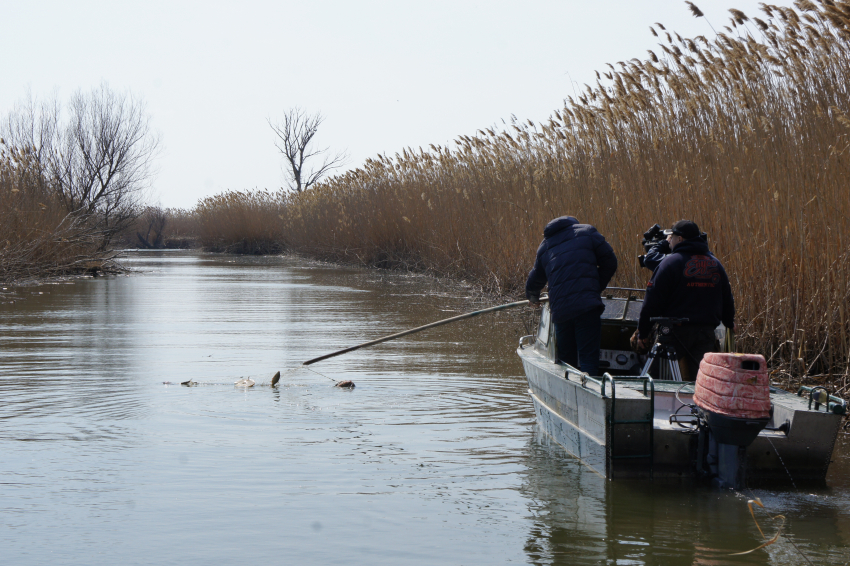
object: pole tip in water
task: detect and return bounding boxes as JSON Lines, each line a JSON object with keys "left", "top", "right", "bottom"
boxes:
{"left": 271, "top": 371, "right": 281, "bottom": 387}
{"left": 335, "top": 380, "right": 355, "bottom": 388}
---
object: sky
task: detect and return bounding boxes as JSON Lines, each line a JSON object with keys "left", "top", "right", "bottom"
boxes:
{"left": 2, "top": 0, "right": 770, "bottom": 208}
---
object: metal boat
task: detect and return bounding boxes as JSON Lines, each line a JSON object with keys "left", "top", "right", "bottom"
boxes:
{"left": 517, "top": 290, "right": 847, "bottom": 487}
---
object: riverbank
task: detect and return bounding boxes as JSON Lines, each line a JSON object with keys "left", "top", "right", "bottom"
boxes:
{"left": 0, "top": 143, "right": 125, "bottom": 286}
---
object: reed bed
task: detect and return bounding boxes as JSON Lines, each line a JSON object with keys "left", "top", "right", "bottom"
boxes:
{"left": 0, "top": 143, "right": 109, "bottom": 283}
{"left": 203, "top": 1, "right": 850, "bottom": 386}
{"left": 195, "top": 190, "right": 286, "bottom": 254}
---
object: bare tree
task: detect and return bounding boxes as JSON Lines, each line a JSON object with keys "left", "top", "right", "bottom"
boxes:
{"left": 136, "top": 206, "right": 168, "bottom": 249}
{"left": 268, "top": 108, "right": 346, "bottom": 193}
{"left": 2, "top": 84, "right": 160, "bottom": 246}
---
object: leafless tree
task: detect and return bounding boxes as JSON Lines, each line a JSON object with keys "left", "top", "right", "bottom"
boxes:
{"left": 2, "top": 84, "right": 160, "bottom": 246}
{"left": 136, "top": 206, "right": 168, "bottom": 249}
{"left": 268, "top": 108, "right": 346, "bottom": 193}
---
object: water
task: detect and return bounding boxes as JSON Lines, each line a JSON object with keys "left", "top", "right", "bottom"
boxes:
{"left": 1, "top": 251, "right": 848, "bottom": 565}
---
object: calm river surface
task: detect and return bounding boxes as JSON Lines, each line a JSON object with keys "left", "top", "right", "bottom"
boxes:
{"left": 1, "top": 251, "right": 848, "bottom": 565}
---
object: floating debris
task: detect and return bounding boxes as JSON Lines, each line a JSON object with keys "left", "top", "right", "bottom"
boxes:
{"left": 165, "top": 371, "right": 287, "bottom": 388}
{"left": 730, "top": 498, "right": 786, "bottom": 556}
{"left": 335, "top": 380, "right": 355, "bottom": 388}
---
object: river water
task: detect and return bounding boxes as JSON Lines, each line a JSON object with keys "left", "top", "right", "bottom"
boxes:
{"left": 1, "top": 251, "right": 848, "bottom": 565}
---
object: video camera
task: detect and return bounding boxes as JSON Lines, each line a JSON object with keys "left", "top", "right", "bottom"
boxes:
{"left": 637, "top": 223, "right": 709, "bottom": 269}
{"left": 641, "top": 224, "right": 666, "bottom": 252}
{"left": 638, "top": 224, "right": 667, "bottom": 269}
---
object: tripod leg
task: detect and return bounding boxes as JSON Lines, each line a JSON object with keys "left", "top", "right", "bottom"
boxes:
{"left": 668, "top": 358, "right": 683, "bottom": 381}
{"left": 639, "top": 344, "right": 660, "bottom": 377}
{"left": 659, "top": 359, "right": 670, "bottom": 380}
{"left": 654, "top": 349, "right": 683, "bottom": 381}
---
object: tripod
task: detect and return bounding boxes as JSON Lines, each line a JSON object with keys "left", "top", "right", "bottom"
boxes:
{"left": 639, "top": 317, "right": 689, "bottom": 381}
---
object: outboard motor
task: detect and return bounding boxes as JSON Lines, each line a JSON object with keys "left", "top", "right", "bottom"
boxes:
{"left": 693, "top": 353, "right": 770, "bottom": 489}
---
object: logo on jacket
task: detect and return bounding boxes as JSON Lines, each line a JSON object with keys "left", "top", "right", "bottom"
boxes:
{"left": 684, "top": 255, "right": 720, "bottom": 285}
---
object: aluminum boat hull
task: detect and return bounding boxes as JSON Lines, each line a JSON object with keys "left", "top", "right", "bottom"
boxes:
{"left": 519, "top": 299, "right": 845, "bottom": 484}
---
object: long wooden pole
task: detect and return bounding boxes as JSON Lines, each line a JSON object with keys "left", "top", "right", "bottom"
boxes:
{"left": 302, "top": 297, "right": 547, "bottom": 366}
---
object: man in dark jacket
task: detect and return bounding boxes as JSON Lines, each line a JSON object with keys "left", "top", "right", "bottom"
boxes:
{"left": 637, "top": 220, "right": 735, "bottom": 380}
{"left": 526, "top": 216, "right": 618, "bottom": 376}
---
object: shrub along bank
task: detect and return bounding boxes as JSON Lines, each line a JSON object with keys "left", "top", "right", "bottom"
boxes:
{"left": 0, "top": 144, "right": 113, "bottom": 283}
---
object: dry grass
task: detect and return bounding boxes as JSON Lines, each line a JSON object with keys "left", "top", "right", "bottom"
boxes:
{"left": 195, "top": 190, "right": 285, "bottom": 254}
{"left": 0, "top": 143, "right": 110, "bottom": 283}
{"left": 199, "top": 1, "right": 850, "bottom": 387}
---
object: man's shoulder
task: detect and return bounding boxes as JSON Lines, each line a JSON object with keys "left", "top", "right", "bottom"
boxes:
{"left": 571, "top": 224, "right": 608, "bottom": 246}
{"left": 656, "top": 251, "right": 685, "bottom": 273}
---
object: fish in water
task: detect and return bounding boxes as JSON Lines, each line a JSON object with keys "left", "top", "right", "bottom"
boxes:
{"left": 234, "top": 378, "right": 255, "bottom": 387}
{"left": 335, "top": 380, "right": 355, "bottom": 388}
{"left": 271, "top": 371, "right": 281, "bottom": 386}
{"left": 181, "top": 380, "right": 198, "bottom": 387}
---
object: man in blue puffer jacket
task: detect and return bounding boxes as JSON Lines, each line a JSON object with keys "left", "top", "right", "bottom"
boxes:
{"left": 526, "top": 216, "right": 618, "bottom": 376}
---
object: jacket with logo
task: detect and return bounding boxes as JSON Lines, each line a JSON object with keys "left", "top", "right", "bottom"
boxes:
{"left": 638, "top": 238, "right": 734, "bottom": 338}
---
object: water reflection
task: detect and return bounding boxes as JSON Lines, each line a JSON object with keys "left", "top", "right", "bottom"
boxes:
{"left": 0, "top": 251, "right": 847, "bottom": 565}
{"left": 521, "top": 428, "right": 850, "bottom": 565}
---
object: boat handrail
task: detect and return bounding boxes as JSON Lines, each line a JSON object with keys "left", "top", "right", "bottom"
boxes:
{"left": 797, "top": 385, "right": 847, "bottom": 415}
{"left": 605, "top": 287, "right": 647, "bottom": 294}
{"left": 600, "top": 373, "right": 615, "bottom": 399}
{"left": 579, "top": 373, "right": 605, "bottom": 390}
{"left": 598, "top": 374, "right": 655, "bottom": 398}
{"left": 518, "top": 335, "right": 536, "bottom": 349}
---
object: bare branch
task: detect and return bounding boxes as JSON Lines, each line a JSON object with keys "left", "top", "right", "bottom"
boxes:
{"left": 268, "top": 108, "right": 346, "bottom": 192}
{"left": 1, "top": 83, "right": 160, "bottom": 246}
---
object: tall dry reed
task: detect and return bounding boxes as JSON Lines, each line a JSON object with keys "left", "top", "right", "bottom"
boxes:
{"left": 202, "top": 1, "right": 850, "bottom": 386}
{"left": 195, "top": 190, "right": 285, "bottom": 254}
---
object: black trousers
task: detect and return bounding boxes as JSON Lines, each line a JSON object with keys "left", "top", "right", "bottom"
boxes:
{"left": 554, "top": 308, "right": 602, "bottom": 376}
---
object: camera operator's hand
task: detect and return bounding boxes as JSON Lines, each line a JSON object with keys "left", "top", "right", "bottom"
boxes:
{"left": 640, "top": 239, "right": 672, "bottom": 271}
{"left": 630, "top": 330, "right": 652, "bottom": 355}
{"left": 650, "top": 239, "right": 671, "bottom": 255}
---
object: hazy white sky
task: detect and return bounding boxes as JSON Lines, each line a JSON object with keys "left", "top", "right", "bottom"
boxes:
{"left": 2, "top": 0, "right": 768, "bottom": 208}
